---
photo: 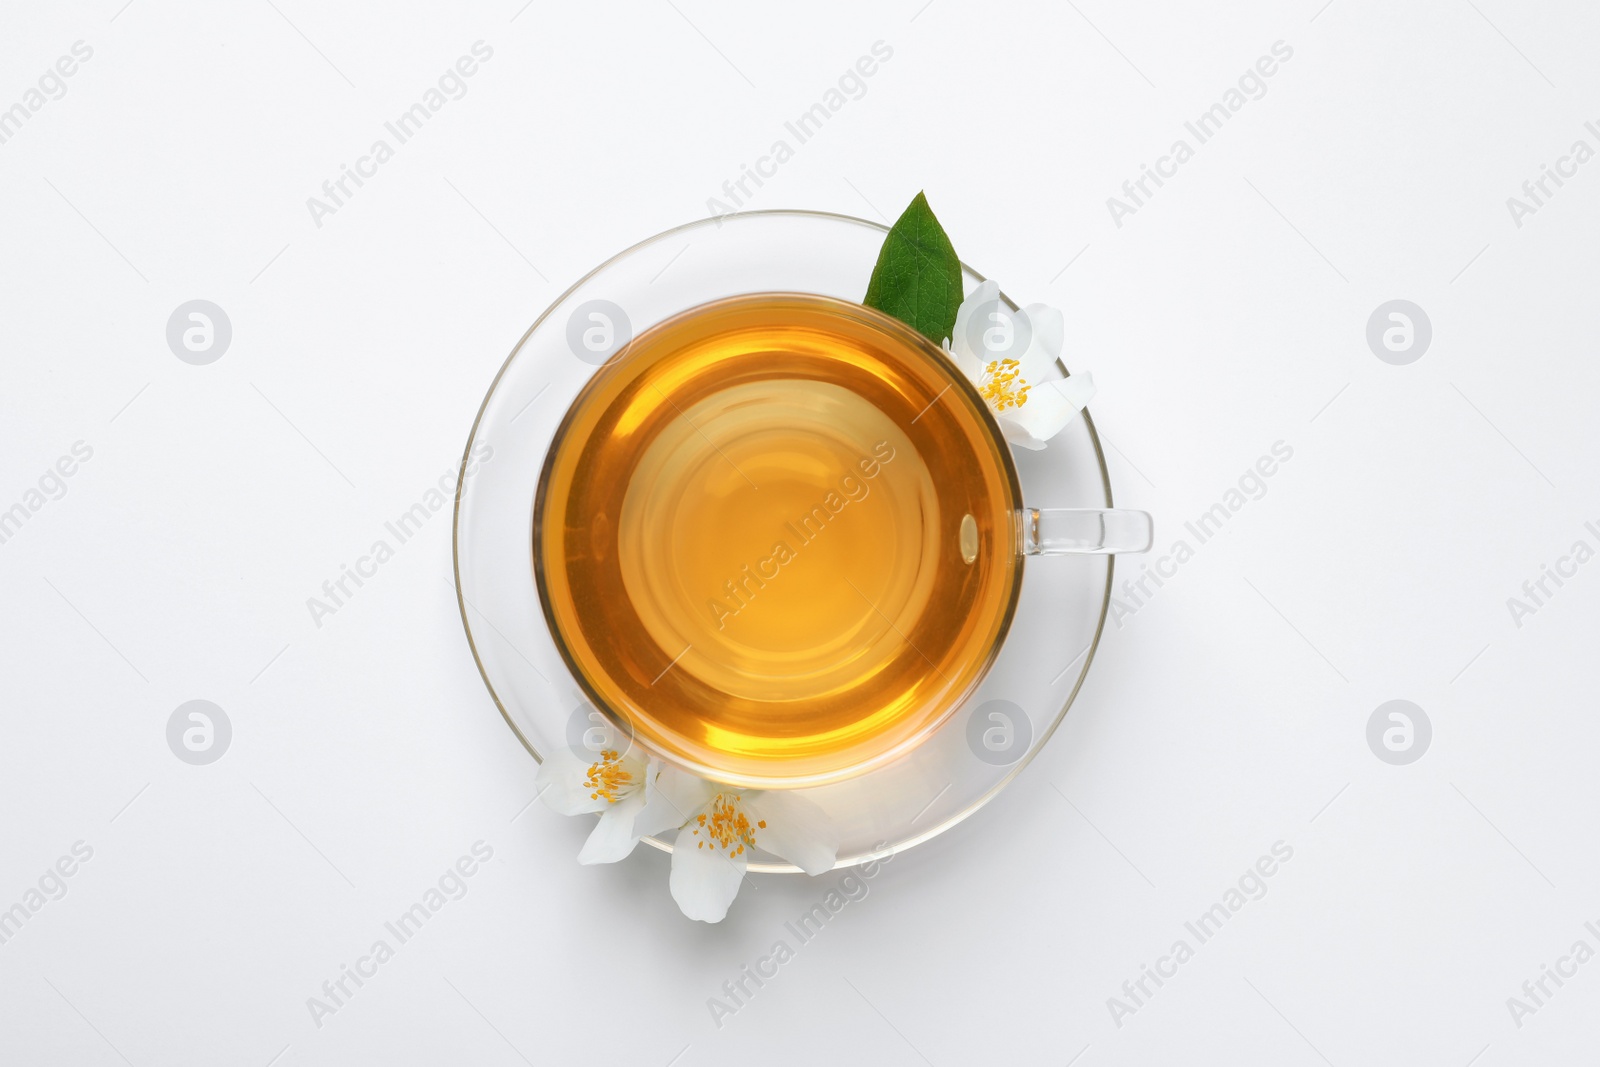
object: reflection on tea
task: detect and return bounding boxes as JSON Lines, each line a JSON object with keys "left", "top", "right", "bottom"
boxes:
{"left": 703, "top": 439, "right": 897, "bottom": 632}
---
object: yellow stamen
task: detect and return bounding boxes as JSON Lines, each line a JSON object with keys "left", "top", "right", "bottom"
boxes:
{"left": 583, "top": 749, "right": 633, "bottom": 803}
{"left": 978, "top": 359, "right": 1030, "bottom": 412}
{"left": 685, "top": 793, "right": 759, "bottom": 857}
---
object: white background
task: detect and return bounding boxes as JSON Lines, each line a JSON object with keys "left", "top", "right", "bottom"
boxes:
{"left": 3, "top": 0, "right": 1598, "bottom": 1063}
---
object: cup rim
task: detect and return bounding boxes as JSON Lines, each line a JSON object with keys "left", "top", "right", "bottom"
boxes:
{"left": 530, "top": 290, "right": 1029, "bottom": 789}
{"left": 451, "top": 208, "right": 1118, "bottom": 872}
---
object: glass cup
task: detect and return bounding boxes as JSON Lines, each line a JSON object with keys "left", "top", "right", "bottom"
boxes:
{"left": 533, "top": 292, "right": 1151, "bottom": 789}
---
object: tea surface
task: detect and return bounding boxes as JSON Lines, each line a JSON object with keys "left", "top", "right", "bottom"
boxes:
{"left": 537, "top": 295, "right": 1020, "bottom": 784}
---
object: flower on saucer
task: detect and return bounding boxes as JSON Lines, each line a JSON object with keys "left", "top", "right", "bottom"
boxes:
{"left": 536, "top": 747, "right": 669, "bottom": 864}
{"left": 649, "top": 770, "right": 839, "bottom": 923}
{"left": 538, "top": 752, "right": 839, "bottom": 922}
{"left": 943, "top": 279, "right": 1096, "bottom": 451}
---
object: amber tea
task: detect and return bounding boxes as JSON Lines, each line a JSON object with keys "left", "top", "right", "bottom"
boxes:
{"left": 535, "top": 294, "right": 1022, "bottom": 786}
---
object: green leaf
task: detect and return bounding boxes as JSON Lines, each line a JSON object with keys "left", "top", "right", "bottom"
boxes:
{"left": 862, "top": 191, "right": 964, "bottom": 346}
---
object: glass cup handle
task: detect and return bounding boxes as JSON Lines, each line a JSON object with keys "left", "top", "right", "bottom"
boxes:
{"left": 1021, "top": 508, "right": 1153, "bottom": 555}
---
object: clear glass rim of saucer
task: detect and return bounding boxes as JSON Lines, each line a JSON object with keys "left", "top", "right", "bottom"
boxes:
{"left": 451, "top": 208, "right": 1117, "bottom": 873}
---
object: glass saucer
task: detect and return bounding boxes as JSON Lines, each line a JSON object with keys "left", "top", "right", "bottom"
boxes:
{"left": 452, "top": 210, "right": 1116, "bottom": 872}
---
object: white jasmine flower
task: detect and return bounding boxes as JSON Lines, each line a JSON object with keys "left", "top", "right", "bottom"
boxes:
{"left": 652, "top": 771, "right": 839, "bottom": 923}
{"left": 538, "top": 752, "right": 840, "bottom": 922}
{"left": 943, "top": 279, "right": 1096, "bottom": 451}
{"left": 536, "top": 747, "right": 665, "bottom": 864}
